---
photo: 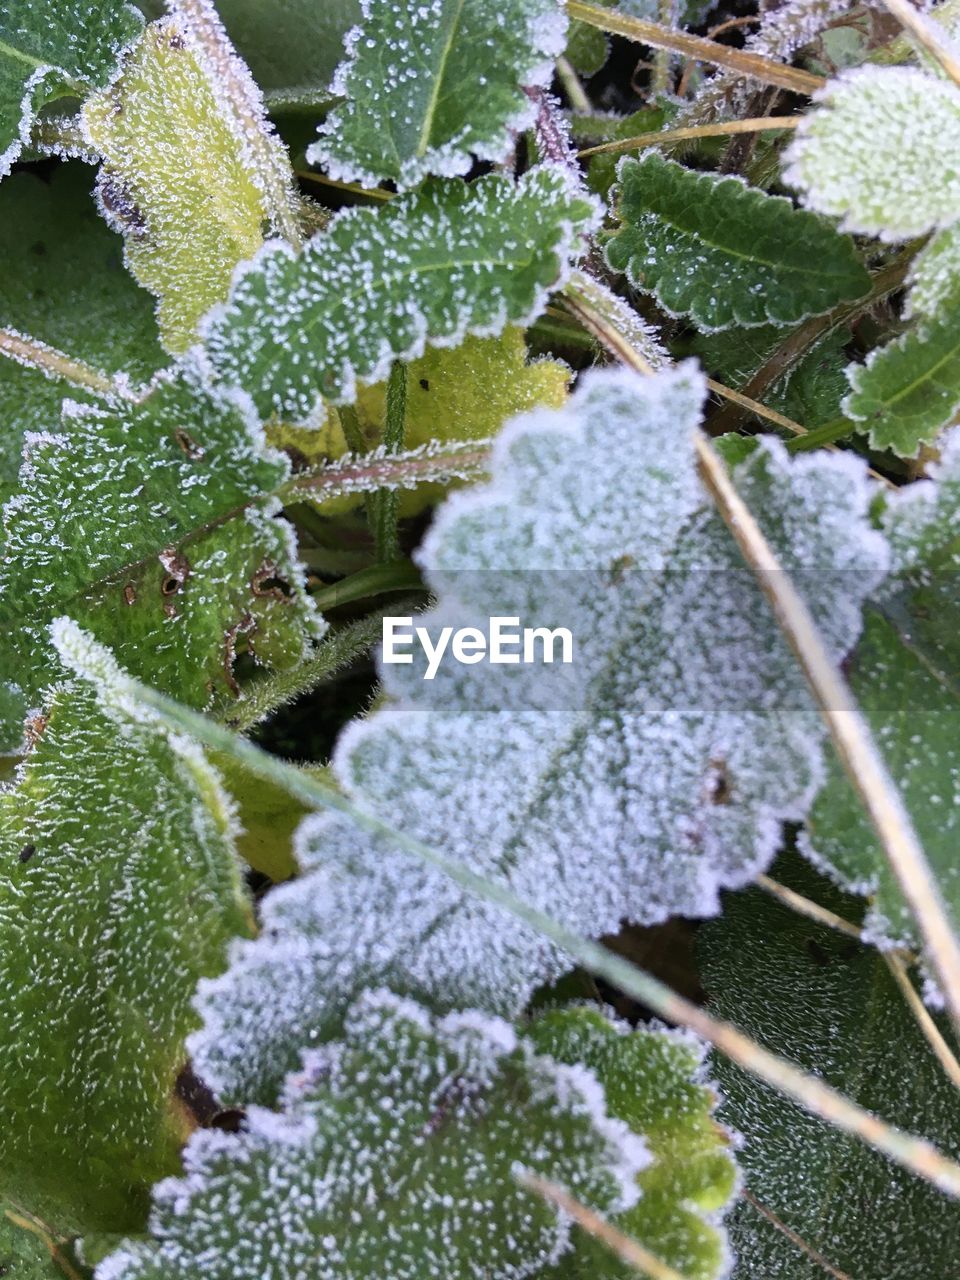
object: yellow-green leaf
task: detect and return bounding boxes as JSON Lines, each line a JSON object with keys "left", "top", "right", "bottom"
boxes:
{"left": 83, "top": 18, "right": 268, "bottom": 353}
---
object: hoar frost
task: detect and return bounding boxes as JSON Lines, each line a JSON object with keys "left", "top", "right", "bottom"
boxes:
{"left": 188, "top": 363, "right": 889, "bottom": 1104}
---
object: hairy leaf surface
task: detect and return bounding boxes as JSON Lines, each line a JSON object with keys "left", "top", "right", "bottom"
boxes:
{"left": 529, "top": 1007, "right": 737, "bottom": 1280}
{"left": 83, "top": 19, "right": 268, "bottom": 353}
{"left": 844, "top": 314, "right": 960, "bottom": 455}
{"left": 188, "top": 364, "right": 887, "bottom": 1103}
{"left": 98, "top": 990, "right": 646, "bottom": 1280}
{"left": 0, "top": 366, "right": 322, "bottom": 734}
{"left": 308, "top": 0, "right": 566, "bottom": 189}
{"left": 785, "top": 66, "right": 960, "bottom": 239}
{"left": 0, "top": 0, "right": 140, "bottom": 176}
{"left": 200, "top": 167, "right": 599, "bottom": 424}
{"left": 0, "top": 164, "right": 164, "bottom": 504}
{"left": 606, "top": 153, "right": 869, "bottom": 331}
{"left": 0, "top": 684, "right": 251, "bottom": 1232}
{"left": 804, "top": 432, "right": 960, "bottom": 948}
{"left": 700, "top": 856, "right": 960, "bottom": 1278}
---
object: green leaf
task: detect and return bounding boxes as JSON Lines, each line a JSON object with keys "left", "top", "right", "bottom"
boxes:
{"left": 215, "top": 0, "right": 360, "bottom": 109}
{"left": 0, "top": 163, "right": 165, "bottom": 504}
{"left": 201, "top": 166, "right": 599, "bottom": 425}
{"left": 700, "top": 855, "right": 960, "bottom": 1278}
{"left": 528, "top": 1006, "right": 737, "bottom": 1280}
{"left": 0, "top": 682, "right": 251, "bottom": 1232}
{"left": 844, "top": 312, "right": 960, "bottom": 455}
{"left": 307, "top": 0, "right": 566, "bottom": 190}
{"left": 0, "top": 0, "right": 141, "bottom": 177}
{"left": 0, "top": 364, "right": 323, "bottom": 737}
{"left": 785, "top": 65, "right": 960, "bottom": 240}
{"left": 606, "top": 153, "right": 870, "bottom": 331}
{"left": 804, "top": 433, "right": 960, "bottom": 948}
{"left": 188, "top": 364, "right": 887, "bottom": 1104}
{"left": 98, "top": 989, "right": 647, "bottom": 1280}
{"left": 83, "top": 19, "right": 270, "bottom": 354}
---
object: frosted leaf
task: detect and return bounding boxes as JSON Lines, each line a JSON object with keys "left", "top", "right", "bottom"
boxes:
{"left": 189, "top": 364, "right": 888, "bottom": 1102}
{"left": 843, "top": 313, "right": 960, "bottom": 456}
{"left": 701, "top": 856, "right": 960, "bottom": 1278}
{"left": 308, "top": 0, "right": 566, "bottom": 190}
{"left": 784, "top": 66, "right": 960, "bottom": 240}
{"left": 199, "top": 166, "right": 600, "bottom": 425}
{"left": 0, "top": 681, "right": 251, "bottom": 1232}
{"left": 0, "top": 363, "right": 323, "bottom": 720}
{"left": 0, "top": 0, "right": 141, "bottom": 178}
{"left": 0, "top": 1204, "right": 64, "bottom": 1279}
{"left": 606, "top": 154, "right": 870, "bottom": 332}
{"left": 83, "top": 19, "right": 269, "bottom": 354}
{"left": 528, "top": 1007, "right": 738, "bottom": 1280}
{"left": 804, "top": 430, "right": 960, "bottom": 950}
{"left": 906, "top": 220, "right": 960, "bottom": 321}
{"left": 97, "top": 989, "right": 646, "bottom": 1280}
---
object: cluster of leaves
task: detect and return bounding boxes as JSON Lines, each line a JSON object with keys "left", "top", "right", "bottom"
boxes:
{"left": 1, "top": 0, "right": 960, "bottom": 1278}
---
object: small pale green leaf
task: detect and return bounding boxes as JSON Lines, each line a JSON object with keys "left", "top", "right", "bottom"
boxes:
{"left": 844, "top": 313, "right": 960, "bottom": 455}
{"left": 528, "top": 1007, "right": 737, "bottom": 1280}
{"left": 0, "top": 364, "right": 323, "bottom": 725}
{"left": 188, "top": 364, "right": 887, "bottom": 1104}
{"left": 0, "top": 0, "right": 141, "bottom": 176}
{"left": 83, "top": 19, "right": 270, "bottom": 354}
{"left": 0, "top": 682, "right": 251, "bottom": 1232}
{"left": 700, "top": 855, "right": 960, "bottom": 1278}
{"left": 785, "top": 65, "right": 960, "bottom": 239}
{"left": 98, "top": 989, "right": 646, "bottom": 1280}
{"left": 201, "top": 166, "right": 599, "bottom": 425}
{"left": 0, "top": 164, "right": 164, "bottom": 504}
{"left": 606, "top": 153, "right": 870, "bottom": 331}
{"left": 308, "top": 0, "right": 566, "bottom": 190}
{"left": 804, "top": 432, "right": 960, "bottom": 947}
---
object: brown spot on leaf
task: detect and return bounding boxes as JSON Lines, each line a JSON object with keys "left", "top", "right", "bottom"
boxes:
{"left": 703, "top": 758, "right": 732, "bottom": 806}
{"left": 19, "top": 844, "right": 35, "bottom": 864}
{"left": 173, "top": 427, "right": 205, "bottom": 460}
{"left": 98, "top": 173, "right": 147, "bottom": 238}
{"left": 223, "top": 612, "right": 256, "bottom": 696}
{"left": 251, "top": 561, "right": 293, "bottom": 600}
{"left": 123, "top": 582, "right": 137, "bottom": 606}
{"left": 159, "top": 546, "right": 191, "bottom": 596}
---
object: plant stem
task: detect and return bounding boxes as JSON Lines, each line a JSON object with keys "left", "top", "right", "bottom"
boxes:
{"left": 167, "top": 0, "right": 303, "bottom": 248}
{"left": 564, "top": 1, "right": 827, "bottom": 95}
{"left": 0, "top": 328, "right": 126, "bottom": 398}
{"left": 884, "top": 949, "right": 960, "bottom": 1092}
{"left": 578, "top": 114, "right": 800, "bottom": 158}
{"left": 696, "top": 436, "right": 960, "bottom": 1038}
{"left": 310, "top": 560, "right": 423, "bottom": 612}
{"left": 756, "top": 874, "right": 865, "bottom": 942}
{"left": 279, "top": 440, "right": 492, "bottom": 506}
{"left": 105, "top": 679, "right": 960, "bottom": 1199}
{"left": 367, "top": 361, "right": 408, "bottom": 562}
{"left": 519, "top": 1176, "right": 688, "bottom": 1280}
{"left": 337, "top": 404, "right": 369, "bottom": 455}
{"left": 556, "top": 54, "right": 592, "bottom": 112}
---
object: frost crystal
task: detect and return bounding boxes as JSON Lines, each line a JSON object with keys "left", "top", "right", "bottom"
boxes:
{"left": 97, "top": 990, "right": 645, "bottom": 1280}
{"left": 199, "top": 166, "right": 600, "bottom": 425}
{"left": 309, "top": 0, "right": 567, "bottom": 190}
{"left": 189, "top": 364, "right": 888, "bottom": 1102}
